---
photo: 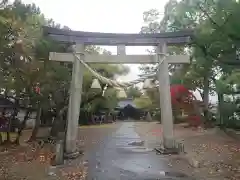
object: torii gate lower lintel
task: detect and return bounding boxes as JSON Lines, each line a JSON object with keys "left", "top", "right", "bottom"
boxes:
{"left": 43, "top": 26, "right": 192, "bottom": 156}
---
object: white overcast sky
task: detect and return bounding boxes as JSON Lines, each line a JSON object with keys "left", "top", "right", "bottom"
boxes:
{"left": 22, "top": 0, "right": 168, "bottom": 82}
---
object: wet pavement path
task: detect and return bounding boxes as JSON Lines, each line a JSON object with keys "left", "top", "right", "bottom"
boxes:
{"left": 86, "top": 122, "right": 195, "bottom": 180}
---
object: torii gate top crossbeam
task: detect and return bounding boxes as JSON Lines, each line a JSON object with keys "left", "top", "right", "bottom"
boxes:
{"left": 43, "top": 26, "right": 193, "bottom": 46}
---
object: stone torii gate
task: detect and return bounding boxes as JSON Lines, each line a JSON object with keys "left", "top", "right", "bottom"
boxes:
{"left": 43, "top": 26, "right": 192, "bottom": 157}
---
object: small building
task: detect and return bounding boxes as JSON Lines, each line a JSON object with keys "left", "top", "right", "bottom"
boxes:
{"left": 115, "top": 99, "right": 144, "bottom": 120}
{"left": 117, "top": 99, "right": 137, "bottom": 109}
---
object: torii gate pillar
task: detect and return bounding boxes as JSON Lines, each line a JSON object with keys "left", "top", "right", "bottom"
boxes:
{"left": 65, "top": 44, "right": 84, "bottom": 157}
{"left": 157, "top": 44, "right": 174, "bottom": 149}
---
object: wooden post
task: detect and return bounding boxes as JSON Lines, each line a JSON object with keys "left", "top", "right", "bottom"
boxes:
{"left": 157, "top": 43, "right": 175, "bottom": 149}
{"left": 65, "top": 44, "right": 84, "bottom": 157}
{"left": 55, "top": 139, "right": 64, "bottom": 165}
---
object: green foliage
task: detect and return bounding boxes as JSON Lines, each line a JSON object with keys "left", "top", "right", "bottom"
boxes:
{"left": 220, "top": 97, "right": 240, "bottom": 130}
{"left": 126, "top": 86, "right": 142, "bottom": 99}
{"left": 134, "top": 95, "right": 152, "bottom": 110}
{"left": 140, "top": 0, "right": 240, "bottom": 124}
{"left": 0, "top": 0, "right": 130, "bottom": 119}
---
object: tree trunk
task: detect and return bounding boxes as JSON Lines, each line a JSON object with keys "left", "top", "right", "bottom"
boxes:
{"left": 6, "top": 132, "right": 10, "bottom": 142}
{"left": 217, "top": 92, "right": 224, "bottom": 128}
{"left": 202, "top": 75, "right": 210, "bottom": 119}
{"left": 50, "top": 117, "right": 59, "bottom": 137}
{"left": 28, "top": 105, "right": 42, "bottom": 142}
{"left": 2, "top": 108, "right": 11, "bottom": 144}
{"left": 0, "top": 133, "right": 2, "bottom": 145}
{"left": 50, "top": 106, "right": 68, "bottom": 137}
{"left": 14, "top": 109, "right": 31, "bottom": 144}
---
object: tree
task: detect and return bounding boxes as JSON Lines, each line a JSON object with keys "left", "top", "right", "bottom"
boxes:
{"left": 134, "top": 95, "right": 152, "bottom": 110}
{"left": 140, "top": 0, "right": 240, "bottom": 120}
{"left": 126, "top": 86, "right": 142, "bottom": 99}
{"left": 0, "top": 0, "right": 131, "bottom": 144}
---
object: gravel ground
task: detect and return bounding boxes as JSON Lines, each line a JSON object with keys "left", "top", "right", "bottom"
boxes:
{"left": 0, "top": 123, "right": 119, "bottom": 180}
{"left": 2, "top": 122, "right": 239, "bottom": 180}
{"left": 134, "top": 121, "right": 240, "bottom": 180}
